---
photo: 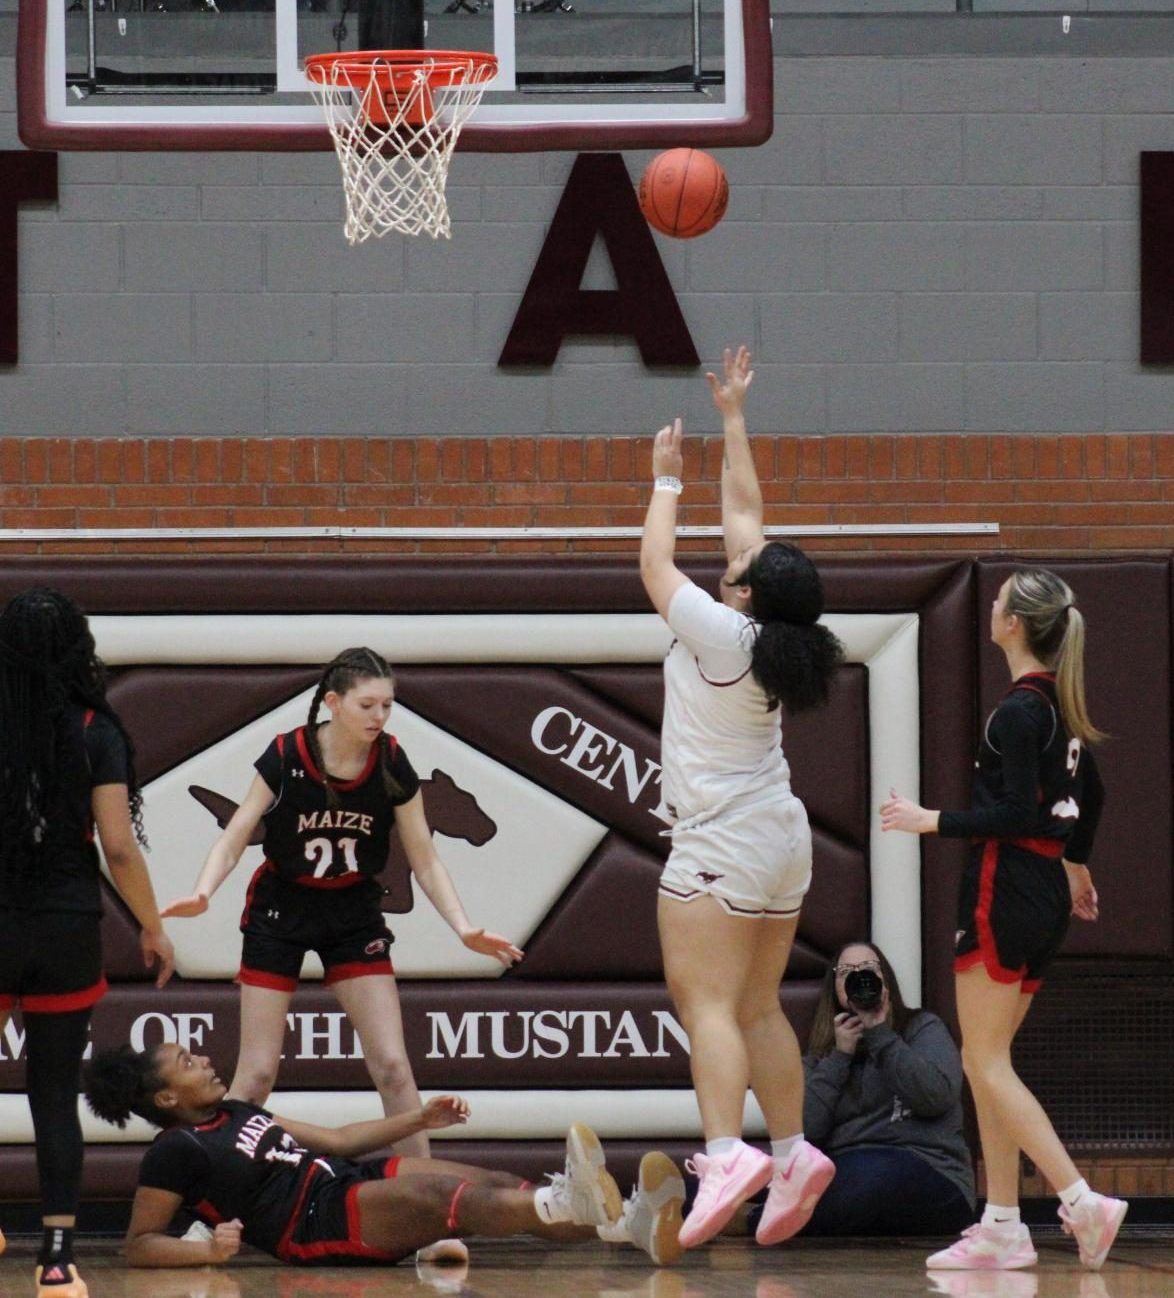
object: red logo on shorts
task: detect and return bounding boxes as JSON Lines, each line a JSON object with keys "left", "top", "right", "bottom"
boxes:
{"left": 364, "top": 938, "right": 387, "bottom": 955}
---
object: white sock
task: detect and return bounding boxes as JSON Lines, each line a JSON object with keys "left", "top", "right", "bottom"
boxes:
{"left": 771, "top": 1134, "right": 803, "bottom": 1165}
{"left": 1059, "top": 1178, "right": 1091, "bottom": 1211}
{"left": 981, "top": 1204, "right": 1021, "bottom": 1230}
{"left": 533, "top": 1185, "right": 572, "bottom": 1224}
{"left": 705, "top": 1137, "right": 742, "bottom": 1158}
{"left": 597, "top": 1215, "right": 631, "bottom": 1244}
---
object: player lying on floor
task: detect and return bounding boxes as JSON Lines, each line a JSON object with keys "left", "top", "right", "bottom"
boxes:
{"left": 83, "top": 1042, "right": 685, "bottom": 1268}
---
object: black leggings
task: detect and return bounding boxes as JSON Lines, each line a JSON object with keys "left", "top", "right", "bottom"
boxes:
{"left": 23, "top": 1008, "right": 92, "bottom": 1218}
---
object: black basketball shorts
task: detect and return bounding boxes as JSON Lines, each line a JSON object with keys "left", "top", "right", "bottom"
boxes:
{"left": 0, "top": 909, "right": 106, "bottom": 1014}
{"left": 239, "top": 866, "right": 394, "bottom": 992}
{"left": 954, "top": 838, "right": 1070, "bottom": 993}
{"left": 278, "top": 1157, "right": 405, "bottom": 1265}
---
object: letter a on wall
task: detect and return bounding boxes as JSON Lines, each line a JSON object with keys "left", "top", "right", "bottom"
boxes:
{"left": 499, "top": 153, "right": 699, "bottom": 368}
{"left": 1140, "top": 151, "right": 1174, "bottom": 364}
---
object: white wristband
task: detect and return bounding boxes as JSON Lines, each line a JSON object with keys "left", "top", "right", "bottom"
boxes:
{"left": 653, "top": 476, "right": 683, "bottom": 495}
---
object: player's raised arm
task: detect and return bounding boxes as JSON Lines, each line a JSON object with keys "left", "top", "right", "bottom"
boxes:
{"left": 639, "top": 418, "right": 691, "bottom": 620}
{"left": 708, "top": 344, "right": 764, "bottom": 563}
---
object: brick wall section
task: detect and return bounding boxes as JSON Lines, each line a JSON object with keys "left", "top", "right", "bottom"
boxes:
{"left": 0, "top": 432, "right": 1170, "bottom": 555}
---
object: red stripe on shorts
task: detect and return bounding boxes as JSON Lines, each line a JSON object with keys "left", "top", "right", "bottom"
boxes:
{"left": 21, "top": 975, "right": 108, "bottom": 1014}
{"left": 323, "top": 959, "right": 394, "bottom": 986}
{"left": 962, "top": 841, "right": 1027, "bottom": 984}
{"left": 237, "top": 966, "right": 298, "bottom": 992}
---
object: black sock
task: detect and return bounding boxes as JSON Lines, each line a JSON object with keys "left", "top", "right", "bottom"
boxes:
{"left": 37, "top": 1226, "right": 74, "bottom": 1276}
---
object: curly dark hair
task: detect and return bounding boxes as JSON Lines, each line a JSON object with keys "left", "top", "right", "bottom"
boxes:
{"left": 304, "top": 647, "right": 405, "bottom": 809}
{"left": 0, "top": 587, "right": 146, "bottom": 889}
{"left": 732, "top": 542, "right": 844, "bottom": 713}
{"left": 84, "top": 1043, "right": 174, "bottom": 1130}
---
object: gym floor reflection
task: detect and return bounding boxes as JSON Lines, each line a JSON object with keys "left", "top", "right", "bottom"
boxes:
{"left": 1, "top": 1235, "right": 1170, "bottom": 1298}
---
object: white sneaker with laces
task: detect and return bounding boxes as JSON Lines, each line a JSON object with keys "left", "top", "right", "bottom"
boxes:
{"left": 622, "top": 1152, "right": 686, "bottom": 1266}
{"left": 545, "top": 1122, "right": 623, "bottom": 1227}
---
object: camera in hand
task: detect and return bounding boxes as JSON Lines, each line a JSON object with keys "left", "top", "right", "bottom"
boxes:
{"left": 844, "top": 967, "right": 884, "bottom": 1012}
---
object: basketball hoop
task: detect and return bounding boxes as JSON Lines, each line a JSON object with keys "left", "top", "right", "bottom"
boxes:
{"left": 304, "top": 50, "right": 497, "bottom": 244}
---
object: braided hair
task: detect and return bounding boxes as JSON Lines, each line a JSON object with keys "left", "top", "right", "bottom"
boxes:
{"left": 304, "top": 647, "right": 404, "bottom": 807}
{"left": 0, "top": 587, "right": 147, "bottom": 888}
{"left": 84, "top": 1044, "right": 173, "bottom": 1129}
{"left": 731, "top": 542, "right": 845, "bottom": 713}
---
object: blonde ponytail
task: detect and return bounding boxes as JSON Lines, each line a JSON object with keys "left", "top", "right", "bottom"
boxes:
{"left": 1007, "top": 569, "right": 1105, "bottom": 744}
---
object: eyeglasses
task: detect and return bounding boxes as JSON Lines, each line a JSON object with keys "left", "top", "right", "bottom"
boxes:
{"left": 833, "top": 959, "right": 881, "bottom": 977}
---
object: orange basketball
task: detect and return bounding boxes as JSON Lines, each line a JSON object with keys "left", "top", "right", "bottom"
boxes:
{"left": 638, "top": 148, "right": 729, "bottom": 239}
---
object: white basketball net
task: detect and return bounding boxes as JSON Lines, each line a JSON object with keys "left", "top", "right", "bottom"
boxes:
{"left": 306, "top": 52, "right": 496, "bottom": 244}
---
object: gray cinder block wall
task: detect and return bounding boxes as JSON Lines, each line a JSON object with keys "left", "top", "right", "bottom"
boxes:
{"left": 2, "top": 9, "right": 1174, "bottom": 437}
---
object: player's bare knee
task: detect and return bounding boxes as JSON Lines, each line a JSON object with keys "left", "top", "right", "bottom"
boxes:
{"left": 364, "top": 1052, "right": 415, "bottom": 1097}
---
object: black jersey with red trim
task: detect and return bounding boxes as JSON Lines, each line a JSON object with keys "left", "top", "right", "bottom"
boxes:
{"left": 938, "top": 673, "right": 1104, "bottom": 862}
{"left": 253, "top": 727, "right": 419, "bottom": 886}
{"left": 0, "top": 702, "right": 129, "bottom": 914}
{"left": 138, "top": 1099, "right": 347, "bottom": 1258}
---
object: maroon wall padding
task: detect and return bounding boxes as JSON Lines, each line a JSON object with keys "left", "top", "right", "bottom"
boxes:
{"left": 0, "top": 555, "right": 974, "bottom": 615}
{"left": 1, "top": 555, "right": 1170, "bottom": 1203}
{"left": 107, "top": 667, "right": 322, "bottom": 785}
{"left": 2, "top": 980, "right": 821, "bottom": 1093}
{"left": 975, "top": 560, "right": 1173, "bottom": 959}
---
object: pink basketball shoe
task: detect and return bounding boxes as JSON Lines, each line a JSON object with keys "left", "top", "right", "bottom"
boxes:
{"left": 679, "top": 1142, "right": 774, "bottom": 1250}
{"left": 755, "top": 1140, "right": 836, "bottom": 1246}
{"left": 1059, "top": 1192, "right": 1128, "bottom": 1271}
{"left": 926, "top": 1223, "right": 1038, "bottom": 1271}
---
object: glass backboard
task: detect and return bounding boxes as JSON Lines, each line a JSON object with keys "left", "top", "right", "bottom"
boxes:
{"left": 18, "top": 0, "right": 772, "bottom": 150}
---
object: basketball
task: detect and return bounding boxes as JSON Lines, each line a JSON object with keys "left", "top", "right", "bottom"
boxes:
{"left": 637, "top": 148, "right": 729, "bottom": 239}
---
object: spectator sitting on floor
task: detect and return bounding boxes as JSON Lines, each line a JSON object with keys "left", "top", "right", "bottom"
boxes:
{"left": 731, "top": 940, "right": 975, "bottom": 1239}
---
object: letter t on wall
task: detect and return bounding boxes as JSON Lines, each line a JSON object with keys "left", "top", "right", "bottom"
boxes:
{"left": 0, "top": 152, "right": 58, "bottom": 364}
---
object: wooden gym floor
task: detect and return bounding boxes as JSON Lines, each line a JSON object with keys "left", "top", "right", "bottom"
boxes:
{"left": 0, "top": 1232, "right": 1171, "bottom": 1298}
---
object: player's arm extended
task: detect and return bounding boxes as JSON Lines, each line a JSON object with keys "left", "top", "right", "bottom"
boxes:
{"left": 395, "top": 794, "right": 523, "bottom": 965}
{"left": 276, "top": 1096, "right": 470, "bottom": 1158}
{"left": 124, "top": 1186, "right": 242, "bottom": 1268}
{"left": 161, "top": 774, "right": 274, "bottom": 918}
{"left": 640, "top": 417, "right": 690, "bottom": 620}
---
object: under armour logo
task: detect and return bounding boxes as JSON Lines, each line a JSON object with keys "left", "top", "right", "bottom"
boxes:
{"left": 291, "top": 769, "right": 305, "bottom": 778}
{"left": 266, "top": 909, "right": 280, "bottom": 920}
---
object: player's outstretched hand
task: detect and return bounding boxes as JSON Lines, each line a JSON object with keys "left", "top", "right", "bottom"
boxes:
{"left": 651, "top": 417, "right": 684, "bottom": 480}
{"left": 1064, "top": 860, "right": 1099, "bottom": 921}
{"left": 141, "top": 928, "right": 176, "bottom": 988}
{"left": 706, "top": 344, "right": 754, "bottom": 417}
{"left": 461, "top": 927, "right": 524, "bottom": 967}
{"left": 422, "top": 1095, "right": 471, "bottom": 1131}
{"left": 160, "top": 893, "right": 209, "bottom": 919}
{"left": 210, "top": 1219, "right": 243, "bottom": 1263}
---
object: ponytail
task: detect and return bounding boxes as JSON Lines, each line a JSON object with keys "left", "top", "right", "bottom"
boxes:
{"left": 1006, "top": 569, "right": 1104, "bottom": 744}
{"left": 742, "top": 542, "right": 844, "bottom": 713}
{"left": 750, "top": 621, "right": 843, "bottom": 714}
